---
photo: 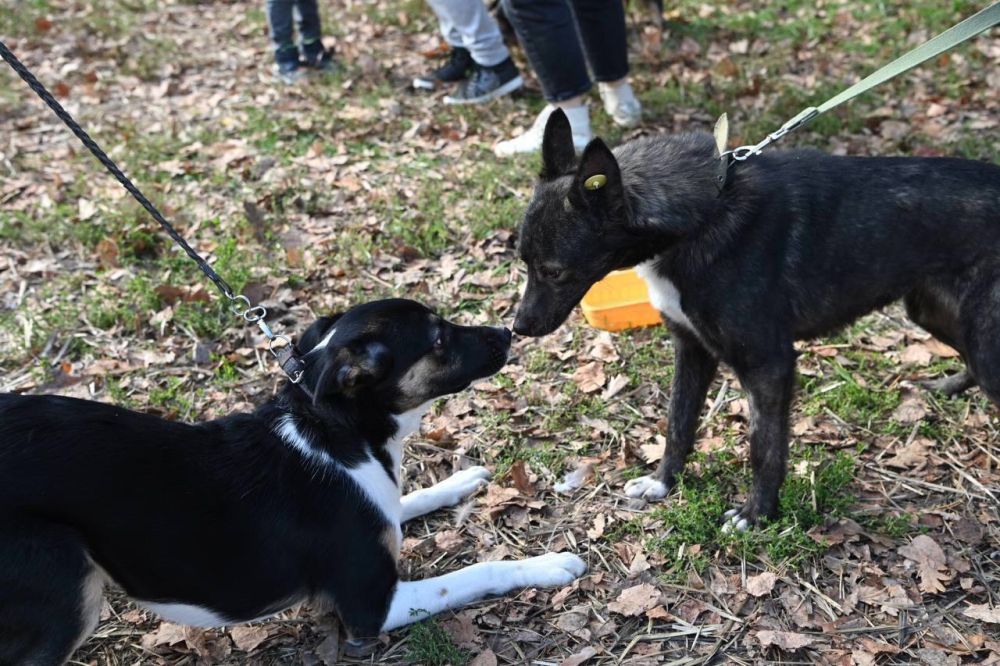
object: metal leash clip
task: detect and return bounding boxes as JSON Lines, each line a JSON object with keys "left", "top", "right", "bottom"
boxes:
{"left": 229, "top": 294, "right": 306, "bottom": 385}
{"left": 725, "top": 107, "right": 820, "bottom": 162}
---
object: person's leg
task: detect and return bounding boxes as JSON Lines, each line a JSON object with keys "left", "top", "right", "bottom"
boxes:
{"left": 428, "top": 0, "right": 508, "bottom": 67}
{"left": 568, "top": 0, "right": 628, "bottom": 83}
{"left": 414, "top": 0, "right": 475, "bottom": 90}
{"left": 569, "top": 0, "right": 641, "bottom": 126}
{"left": 266, "top": 0, "right": 301, "bottom": 80}
{"left": 494, "top": 0, "right": 592, "bottom": 155}
{"left": 295, "top": 0, "right": 334, "bottom": 69}
{"left": 502, "top": 0, "right": 590, "bottom": 103}
{"left": 426, "top": 0, "right": 522, "bottom": 104}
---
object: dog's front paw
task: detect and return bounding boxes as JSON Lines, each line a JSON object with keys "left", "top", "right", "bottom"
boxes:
{"left": 624, "top": 475, "right": 669, "bottom": 501}
{"left": 721, "top": 508, "right": 751, "bottom": 534}
{"left": 438, "top": 466, "right": 491, "bottom": 505}
{"left": 720, "top": 497, "right": 777, "bottom": 533}
{"left": 509, "top": 553, "right": 587, "bottom": 589}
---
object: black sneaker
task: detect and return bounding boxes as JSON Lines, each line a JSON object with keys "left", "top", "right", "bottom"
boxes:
{"left": 274, "top": 47, "right": 304, "bottom": 85}
{"left": 444, "top": 57, "right": 522, "bottom": 105}
{"left": 302, "top": 41, "right": 335, "bottom": 71}
{"left": 412, "top": 47, "right": 472, "bottom": 91}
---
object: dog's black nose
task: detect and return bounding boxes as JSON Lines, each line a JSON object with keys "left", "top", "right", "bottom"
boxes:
{"left": 500, "top": 327, "right": 513, "bottom": 344}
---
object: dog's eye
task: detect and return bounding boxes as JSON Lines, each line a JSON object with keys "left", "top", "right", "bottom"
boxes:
{"left": 540, "top": 266, "right": 564, "bottom": 280}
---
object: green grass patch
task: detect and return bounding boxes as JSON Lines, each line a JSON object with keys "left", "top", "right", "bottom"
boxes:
{"left": 404, "top": 615, "right": 468, "bottom": 666}
{"left": 800, "top": 360, "right": 901, "bottom": 432}
{"left": 644, "top": 449, "right": 857, "bottom": 577}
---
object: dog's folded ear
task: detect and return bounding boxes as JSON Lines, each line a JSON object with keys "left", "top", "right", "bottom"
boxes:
{"left": 540, "top": 108, "right": 577, "bottom": 180}
{"left": 297, "top": 313, "right": 345, "bottom": 353}
{"left": 311, "top": 340, "right": 393, "bottom": 400}
{"left": 571, "top": 138, "right": 624, "bottom": 209}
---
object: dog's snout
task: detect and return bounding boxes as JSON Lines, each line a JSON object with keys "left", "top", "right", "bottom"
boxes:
{"left": 512, "top": 314, "right": 533, "bottom": 337}
{"left": 500, "top": 327, "right": 513, "bottom": 345}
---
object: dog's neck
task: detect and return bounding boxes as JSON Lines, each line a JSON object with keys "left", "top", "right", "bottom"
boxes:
{"left": 269, "top": 388, "right": 432, "bottom": 476}
{"left": 614, "top": 132, "right": 726, "bottom": 246}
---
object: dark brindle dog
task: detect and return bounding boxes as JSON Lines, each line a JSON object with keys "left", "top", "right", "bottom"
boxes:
{"left": 513, "top": 109, "right": 1000, "bottom": 529}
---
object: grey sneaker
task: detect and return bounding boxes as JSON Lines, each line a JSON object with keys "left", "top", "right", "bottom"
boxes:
{"left": 444, "top": 57, "right": 523, "bottom": 105}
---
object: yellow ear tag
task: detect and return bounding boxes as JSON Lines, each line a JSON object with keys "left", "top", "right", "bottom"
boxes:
{"left": 584, "top": 174, "right": 607, "bottom": 191}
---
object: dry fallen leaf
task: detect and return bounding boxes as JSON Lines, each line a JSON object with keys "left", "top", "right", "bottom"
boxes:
{"left": 898, "top": 534, "right": 951, "bottom": 594}
{"left": 755, "top": 629, "right": 816, "bottom": 650}
{"left": 469, "top": 649, "right": 498, "bottom": 666}
{"left": 885, "top": 436, "right": 932, "bottom": 469}
{"left": 572, "top": 361, "right": 606, "bottom": 393}
{"left": 589, "top": 331, "right": 620, "bottom": 362}
{"left": 900, "top": 343, "right": 933, "bottom": 366}
{"left": 893, "top": 393, "right": 928, "bottom": 424}
{"left": 229, "top": 626, "right": 270, "bottom": 652}
{"left": 601, "top": 373, "right": 630, "bottom": 400}
{"left": 746, "top": 571, "right": 778, "bottom": 597}
{"left": 96, "top": 237, "right": 120, "bottom": 269}
{"left": 587, "top": 513, "right": 606, "bottom": 540}
{"left": 608, "top": 583, "right": 661, "bottom": 616}
{"left": 963, "top": 603, "right": 1000, "bottom": 624}
{"left": 434, "top": 529, "right": 465, "bottom": 553}
{"left": 640, "top": 435, "right": 666, "bottom": 464}
{"left": 553, "top": 460, "right": 595, "bottom": 495}
{"left": 509, "top": 459, "right": 536, "bottom": 496}
{"left": 923, "top": 338, "right": 960, "bottom": 357}
{"left": 141, "top": 622, "right": 187, "bottom": 649}
{"left": 559, "top": 646, "right": 598, "bottom": 666}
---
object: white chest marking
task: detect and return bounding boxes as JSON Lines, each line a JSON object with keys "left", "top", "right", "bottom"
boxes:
{"left": 345, "top": 402, "right": 432, "bottom": 542}
{"left": 636, "top": 261, "right": 698, "bottom": 334}
{"left": 276, "top": 402, "right": 432, "bottom": 549}
{"left": 311, "top": 327, "right": 338, "bottom": 351}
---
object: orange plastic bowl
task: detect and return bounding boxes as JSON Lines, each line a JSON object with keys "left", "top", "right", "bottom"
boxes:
{"left": 580, "top": 268, "right": 662, "bottom": 332}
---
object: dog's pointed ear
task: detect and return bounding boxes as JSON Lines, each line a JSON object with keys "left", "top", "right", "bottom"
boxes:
{"left": 296, "top": 313, "right": 345, "bottom": 354}
{"left": 540, "top": 108, "right": 577, "bottom": 180}
{"left": 311, "top": 340, "right": 392, "bottom": 400}
{"left": 571, "top": 138, "right": 623, "bottom": 208}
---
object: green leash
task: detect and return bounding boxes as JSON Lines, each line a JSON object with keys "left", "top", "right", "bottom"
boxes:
{"left": 722, "top": 1, "right": 1000, "bottom": 166}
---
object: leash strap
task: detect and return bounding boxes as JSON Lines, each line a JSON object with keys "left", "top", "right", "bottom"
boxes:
{"left": 0, "top": 39, "right": 307, "bottom": 386}
{"left": 725, "top": 1, "right": 1000, "bottom": 163}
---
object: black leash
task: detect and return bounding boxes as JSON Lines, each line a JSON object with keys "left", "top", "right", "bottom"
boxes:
{"left": 0, "top": 39, "right": 309, "bottom": 389}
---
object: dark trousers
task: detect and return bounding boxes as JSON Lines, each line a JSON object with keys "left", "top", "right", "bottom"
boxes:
{"left": 500, "top": 0, "right": 629, "bottom": 102}
{"left": 267, "top": 0, "right": 323, "bottom": 64}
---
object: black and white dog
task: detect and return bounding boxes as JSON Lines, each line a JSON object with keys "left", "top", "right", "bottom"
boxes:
{"left": 513, "top": 109, "right": 1000, "bottom": 530}
{"left": 0, "top": 298, "right": 586, "bottom": 665}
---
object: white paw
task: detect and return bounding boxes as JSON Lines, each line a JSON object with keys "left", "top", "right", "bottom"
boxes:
{"left": 624, "top": 475, "right": 669, "bottom": 500}
{"left": 511, "top": 553, "right": 588, "bottom": 589}
{"left": 438, "top": 466, "right": 491, "bottom": 505}
{"left": 721, "top": 509, "right": 750, "bottom": 534}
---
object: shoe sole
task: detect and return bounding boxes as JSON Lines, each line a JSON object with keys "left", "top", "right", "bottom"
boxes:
{"left": 443, "top": 75, "right": 523, "bottom": 105}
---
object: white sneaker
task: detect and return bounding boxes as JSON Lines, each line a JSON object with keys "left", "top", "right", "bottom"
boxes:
{"left": 598, "top": 81, "right": 642, "bottom": 128}
{"left": 494, "top": 104, "right": 592, "bottom": 157}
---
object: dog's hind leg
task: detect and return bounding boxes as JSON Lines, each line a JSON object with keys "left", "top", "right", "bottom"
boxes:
{"left": 400, "top": 466, "right": 491, "bottom": 523}
{"left": 905, "top": 282, "right": 976, "bottom": 396}
{"left": 958, "top": 272, "right": 1000, "bottom": 407}
{"left": 0, "top": 522, "right": 102, "bottom": 665}
{"left": 625, "top": 330, "right": 718, "bottom": 501}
